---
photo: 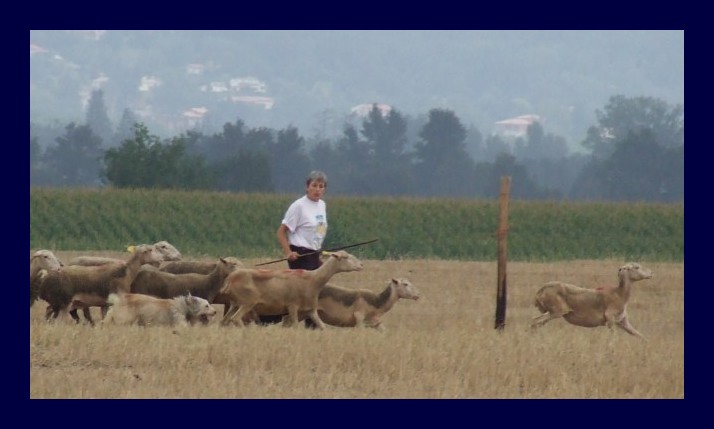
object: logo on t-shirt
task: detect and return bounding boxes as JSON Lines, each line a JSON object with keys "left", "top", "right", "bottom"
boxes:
{"left": 314, "top": 214, "right": 327, "bottom": 248}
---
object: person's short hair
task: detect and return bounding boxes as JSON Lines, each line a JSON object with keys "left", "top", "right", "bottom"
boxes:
{"left": 306, "top": 170, "right": 328, "bottom": 187}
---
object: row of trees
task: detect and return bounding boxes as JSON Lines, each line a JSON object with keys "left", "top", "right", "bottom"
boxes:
{"left": 30, "top": 94, "right": 684, "bottom": 202}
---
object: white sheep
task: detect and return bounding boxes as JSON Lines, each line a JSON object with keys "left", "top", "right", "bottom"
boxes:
{"left": 284, "top": 278, "right": 420, "bottom": 331}
{"left": 102, "top": 292, "right": 216, "bottom": 327}
{"left": 220, "top": 250, "right": 364, "bottom": 329}
{"left": 531, "top": 262, "right": 653, "bottom": 338}
{"left": 30, "top": 250, "right": 64, "bottom": 307}
{"left": 39, "top": 244, "right": 163, "bottom": 324}
{"left": 67, "top": 241, "right": 182, "bottom": 267}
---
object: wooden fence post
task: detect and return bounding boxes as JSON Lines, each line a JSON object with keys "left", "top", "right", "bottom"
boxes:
{"left": 495, "top": 176, "right": 511, "bottom": 330}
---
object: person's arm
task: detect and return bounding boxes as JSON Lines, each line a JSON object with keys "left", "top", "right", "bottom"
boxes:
{"left": 276, "top": 223, "right": 299, "bottom": 261}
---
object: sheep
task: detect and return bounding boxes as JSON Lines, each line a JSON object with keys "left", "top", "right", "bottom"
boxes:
{"left": 29, "top": 250, "right": 95, "bottom": 322}
{"left": 530, "top": 262, "right": 653, "bottom": 338}
{"left": 158, "top": 257, "right": 245, "bottom": 319}
{"left": 67, "top": 240, "right": 182, "bottom": 267}
{"left": 39, "top": 244, "right": 163, "bottom": 324}
{"left": 220, "top": 250, "right": 364, "bottom": 329}
{"left": 102, "top": 292, "right": 216, "bottom": 327}
{"left": 288, "top": 278, "right": 420, "bottom": 331}
{"left": 159, "top": 257, "right": 245, "bottom": 274}
{"left": 131, "top": 257, "right": 242, "bottom": 318}
{"left": 30, "top": 250, "right": 64, "bottom": 307}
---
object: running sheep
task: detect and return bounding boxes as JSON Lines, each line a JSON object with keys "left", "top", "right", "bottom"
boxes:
{"left": 531, "top": 262, "right": 653, "bottom": 338}
{"left": 220, "top": 250, "right": 364, "bottom": 329}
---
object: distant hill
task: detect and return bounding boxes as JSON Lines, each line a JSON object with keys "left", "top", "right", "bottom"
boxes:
{"left": 29, "top": 30, "right": 683, "bottom": 150}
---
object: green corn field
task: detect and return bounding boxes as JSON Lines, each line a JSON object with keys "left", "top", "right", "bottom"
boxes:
{"left": 30, "top": 187, "right": 683, "bottom": 261}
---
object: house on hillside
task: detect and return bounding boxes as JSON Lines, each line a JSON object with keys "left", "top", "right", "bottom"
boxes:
{"left": 494, "top": 114, "right": 540, "bottom": 138}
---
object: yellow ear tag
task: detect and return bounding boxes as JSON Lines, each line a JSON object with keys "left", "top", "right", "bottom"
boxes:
{"left": 126, "top": 245, "right": 136, "bottom": 253}
{"left": 321, "top": 251, "right": 333, "bottom": 257}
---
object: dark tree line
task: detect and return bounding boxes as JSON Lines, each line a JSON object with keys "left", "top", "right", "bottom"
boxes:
{"left": 30, "top": 92, "right": 683, "bottom": 202}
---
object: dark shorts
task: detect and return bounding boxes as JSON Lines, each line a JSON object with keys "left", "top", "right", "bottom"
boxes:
{"left": 287, "top": 245, "right": 322, "bottom": 270}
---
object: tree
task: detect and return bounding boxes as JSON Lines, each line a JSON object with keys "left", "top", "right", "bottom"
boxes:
{"left": 103, "top": 123, "right": 213, "bottom": 189}
{"left": 335, "top": 124, "right": 372, "bottom": 195}
{"left": 572, "top": 129, "right": 683, "bottom": 202}
{"left": 45, "top": 122, "right": 104, "bottom": 187}
{"left": 268, "top": 125, "right": 311, "bottom": 193}
{"left": 414, "top": 108, "right": 475, "bottom": 197}
{"left": 572, "top": 95, "right": 684, "bottom": 202}
{"left": 85, "top": 89, "right": 113, "bottom": 146}
{"left": 113, "top": 108, "right": 140, "bottom": 147}
{"left": 30, "top": 136, "right": 48, "bottom": 185}
{"left": 308, "top": 139, "right": 342, "bottom": 192}
{"left": 213, "top": 150, "right": 273, "bottom": 192}
{"left": 359, "top": 105, "right": 414, "bottom": 196}
{"left": 200, "top": 119, "right": 247, "bottom": 163}
{"left": 480, "top": 133, "right": 511, "bottom": 162}
{"left": 582, "top": 95, "right": 684, "bottom": 159}
{"left": 514, "top": 122, "right": 569, "bottom": 160}
{"left": 244, "top": 126, "right": 274, "bottom": 153}
{"left": 476, "top": 153, "right": 560, "bottom": 200}
{"left": 464, "top": 125, "right": 485, "bottom": 162}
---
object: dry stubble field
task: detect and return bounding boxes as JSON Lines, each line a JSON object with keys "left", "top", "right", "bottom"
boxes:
{"left": 30, "top": 251, "right": 684, "bottom": 399}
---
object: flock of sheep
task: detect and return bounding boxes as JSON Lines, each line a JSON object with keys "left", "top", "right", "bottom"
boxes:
{"left": 30, "top": 241, "right": 653, "bottom": 337}
{"left": 30, "top": 242, "right": 421, "bottom": 331}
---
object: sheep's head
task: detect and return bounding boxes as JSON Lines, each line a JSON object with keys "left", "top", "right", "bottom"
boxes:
{"left": 31, "top": 250, "right": 64, "bottom": 272}
{"left": 154, "top": 241, "right": 182, "bottom": 261}
{"left": 329, "top": 250, "right": 364, "bottom": 272}
{"left": 131, "top": 244, "right": 164, "bottom": 265}
{"left": 618, "top": 263, "right": 653, "bottom": 282}
{"left": 392, "top": 278, "right": 420, "bottom": 300}
{"left": 219, "top": 257, "right": 244, "bottom": 274}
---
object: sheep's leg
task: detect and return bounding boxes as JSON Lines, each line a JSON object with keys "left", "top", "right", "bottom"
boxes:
{"left": 369, "top": 317, "right": 386, "bottom": 332}
{"left": 286, "top": 305, "right": 300, "bottom": 328}
{"left": 221, "top": 301, "right": 241, "bottom": 326}
{"left": 530, "top": 312, "right": 560, "bottom": 329}
{"left": 82, "top": 307, "right": 95, "bottom": 326}
{"left": 306, "top": 308, "right": 326, "bottom": 330}
{"left": 44, "top": 304, "right": 55, "bottom": 321}
{"left": 604, "top": 310, "right": 621, "bottom": 333}
{"left": 616, "top": 316, "right": 645, "bottom": 338}
{"left": 53, "top": 307, "right": 73, "bottom": 324}
{"left": 231, "top": 305, "right": 255, "bottom": 328}
{"left": 68, "top": 309, "right": 82, "bottom": 324}
{"left": 353, "top": 312, "right": 366, "bottom": 328}
{"left": 281, "top": 314, "right": 291, "bottom": 327}
{"left": 100, "top": 308, "right": 115, "bottom": 326}
{"left": 100, "top": 306, "right": 108, "bottom": 319}
{"left": 223, "top": 303, "right": 232, "bottom": 318}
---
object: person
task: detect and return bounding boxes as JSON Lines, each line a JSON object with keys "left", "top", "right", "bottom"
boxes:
{"left": 259, "top": 170, "right": 329, "bottom": 325}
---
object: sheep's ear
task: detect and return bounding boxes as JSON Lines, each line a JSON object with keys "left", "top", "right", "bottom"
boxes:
{"left": 391, "top": 278, "right": 398, "bottom": 285}
{"left": 220, "top": 257, "right": 226, "bottom": 263}
{"left": 127, "top": 245, "right": 136, "bottom": 253}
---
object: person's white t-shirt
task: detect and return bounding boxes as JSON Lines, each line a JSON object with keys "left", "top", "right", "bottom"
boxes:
{"left": 281, "top": 195, "right": 327, "bottom": 250}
